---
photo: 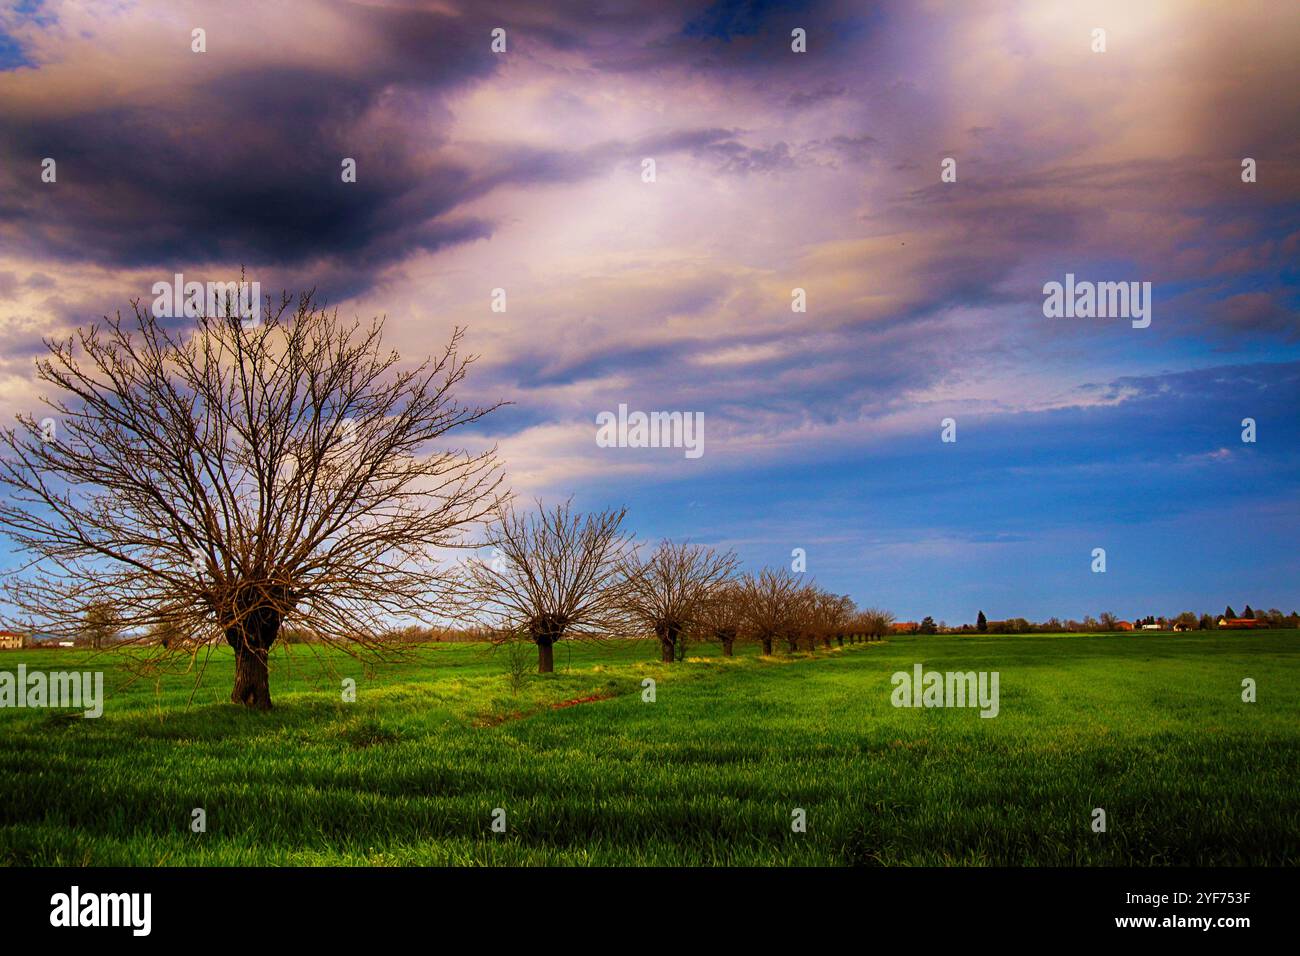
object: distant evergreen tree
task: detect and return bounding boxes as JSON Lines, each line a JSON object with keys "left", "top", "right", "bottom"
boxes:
{"left": 1243, "top": 605, "right": 1255, "bottom": 619}
{"left": 976, "top": 610, "right": 987, "bottom": 632}
{"left": 918, "top": 616, "right": 937, "bottom": 635}
{"left": 1225, "top": 606, "right": 1237, "bottom": 620}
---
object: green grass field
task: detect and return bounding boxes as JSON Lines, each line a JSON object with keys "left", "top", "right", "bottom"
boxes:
{"left": 2, "top": 631, "right": 1297, "bottom": 866}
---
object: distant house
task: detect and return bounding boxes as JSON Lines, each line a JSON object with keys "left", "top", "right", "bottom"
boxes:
{"left": 1140, "top": 624, "right": 1161, "bottom": 630}
{"left": 1171, "top": 622, "right": 1192, "bottom": 632}
{"left": 890, "top": 622, "right": 919, "bottom": 634}
{"left": 1218, "top": 617, "right": 1268, "bottom": 630}
{"left": 1115, "top": 621, "right": 1135, "bottom": 631}
{"left": 0, "top": 630, "right": 24, "bottom": 650}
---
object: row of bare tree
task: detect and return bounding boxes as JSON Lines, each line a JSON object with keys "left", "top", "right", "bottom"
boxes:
{"left": 0, "top": 294, "right": 893, "bottom": 706}
{"left": 467, "top": 500, "right": 895, "bottom": 672}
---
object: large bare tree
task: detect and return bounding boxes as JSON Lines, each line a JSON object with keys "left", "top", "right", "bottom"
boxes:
{"left": 0, "top": 292, "right": 504, "bottom": 708}
{"left": 468, "top": 499, "right": 635, "bottom": 673}
{"left": 621, "top": 540, "right": 737, "bottom": 663}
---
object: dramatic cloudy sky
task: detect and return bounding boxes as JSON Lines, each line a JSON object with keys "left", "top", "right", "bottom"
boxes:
{"left": 1, "top": 0, "right": 1297, "bottom": 622}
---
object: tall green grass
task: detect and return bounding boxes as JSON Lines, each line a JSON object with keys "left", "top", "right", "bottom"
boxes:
{"left": 1, "top": 631, "right": 1296, "bottom": 865}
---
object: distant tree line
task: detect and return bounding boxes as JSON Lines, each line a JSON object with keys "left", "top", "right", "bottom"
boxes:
{"left": 926, "top": 606, "right": 1300, "bottom": 635}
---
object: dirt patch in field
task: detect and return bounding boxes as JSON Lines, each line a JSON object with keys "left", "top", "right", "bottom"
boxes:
{"left": 473, "top": 691, "right": 617, "bottom": 727}
{"left": 552, "top": 692, "right": 616, "bottom": 709}
{"left": 473, "top": 708, "right": 530, "bottom": 728}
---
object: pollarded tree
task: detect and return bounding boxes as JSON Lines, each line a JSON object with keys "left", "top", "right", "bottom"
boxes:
{"left": 790, "top": 584, "right": 825, "bottom": 652}
{"left": 82, "top": 601, "right": 121, "bottom": 649}
{"left": 694, "top": 582, "right": 747, "bottom": 656}
{"left": 147, "top": 619, "right": 184, "bottom": 650}
{"left": 803, "top": 590, "right": 845, "bottom": 647}
{"left": 0, "top": 292, "right": 504, "bottom": 709}
{"left": 622, "top": 540, "right": 738, "bottom": 663}
{"left": 468, "top": 499, "right": 635, "bottom": 673}
{"left": 847, "top": 610, "right": 876, "bottom": 643}
{"left": 821, "top": 593, "right": 856, "bottom": 646}
{"left": 739, "top": 567, "right": 802, "bottom": 656}
{"left": 859, "top": 607, "right": 896, "bottom": 642}
{"left": 794, "top": 589, "right": 855, "bottom": 650}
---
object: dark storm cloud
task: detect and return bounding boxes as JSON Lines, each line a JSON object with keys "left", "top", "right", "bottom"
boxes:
{"left": 0, "top": 0, "right": 862, "bottom": 290}
{"left": 0, "top": 3, "right": 645, "bottom": 273}
{"left": 2, "top": 92, "right": 496, "bottom": 271}
{"left": 0, "top": 0, "right": 505, "bottom": 274}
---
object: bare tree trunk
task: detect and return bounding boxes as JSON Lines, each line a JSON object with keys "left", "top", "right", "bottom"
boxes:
{"left": 226, "top": 606, "right": 279, "bottom": 710}
{"left": 837, "top": 634, "right": 844, "bottom": 646}
{"left": 656, "top": 621, "right": 683, "bottom": 663}
{"left": 721, "top": 637, "right": 734, "bottom": 656}
{"left": 761, "top": 637, "right": 773, "bottom": 655}
{"left": 786, "top": 637, "right": 799, "bottom": 653}
{"left": 530, "top": 618, "right": 563, "bottom": 674}
{"left": 231, "top": 642, "right": 272, "bottom": 710}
